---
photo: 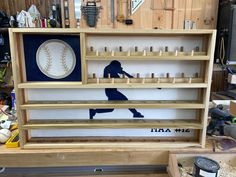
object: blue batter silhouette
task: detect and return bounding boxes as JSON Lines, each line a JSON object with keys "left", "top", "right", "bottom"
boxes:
{"left": 89, "top": 60, "right": 144, "bottom": 119}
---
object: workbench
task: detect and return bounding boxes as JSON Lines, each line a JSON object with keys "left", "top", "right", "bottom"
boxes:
{"left": 0, "top": 139, "right": 235, "bottom": 177}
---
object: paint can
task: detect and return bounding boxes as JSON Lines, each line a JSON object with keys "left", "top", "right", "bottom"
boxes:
{"left": 193, "top": 156, "right": 220, "bottom": 177}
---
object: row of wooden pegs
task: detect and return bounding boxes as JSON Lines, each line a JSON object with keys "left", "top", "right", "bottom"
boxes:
{"left": 88, "top": 46, "right": 200, "bottom": 57}
{"left": 89, "top": 72, "right": 199, "bottom": 84}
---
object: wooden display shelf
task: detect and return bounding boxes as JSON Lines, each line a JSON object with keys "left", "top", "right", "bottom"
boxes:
{"left": 23, "top": 141, "right": 201, "bottom": 149}
{"left": 9, "top": 29, "right": 216, "bottom": 149}
{"left": 86, "top": 52, "right": 209, "bottom": 61}
{"left": 22, "top": 119, "right": 202, "bottom": 129}
{"left": 20, "top": 100, "right": 205, "bottom": 109}
{"left": 18, "top": 81, "right": 207, "bottom": 89}
{"left": 10, "top": 28, "right": 215, "bottom": 34}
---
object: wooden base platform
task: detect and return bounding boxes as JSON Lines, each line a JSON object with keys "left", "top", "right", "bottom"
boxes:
{"left": 0, "top": 139, "right": 235, "bottom": 168}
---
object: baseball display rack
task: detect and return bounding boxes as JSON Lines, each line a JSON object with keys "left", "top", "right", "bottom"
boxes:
{"left": 9, "top": 28, "right": 216, "bottom": 149}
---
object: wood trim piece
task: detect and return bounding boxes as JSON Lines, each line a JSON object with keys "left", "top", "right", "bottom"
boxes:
{"left": 18, "top": 82, "right": 208, "bottom": 89}
{"left": 200, "top": 30, "right": 217, "bottom": 147}
{"left": 85, "top": 55, "right": 210, "bottom": 61}
{"left": 22, "top": 119, "right": 202, "bottom": 129}
{"left": 10, "top": 28, "right": 216, "bottom": 34}
{"left": 167, "top": 154, "right": 180, "bottom": 177}
{"left": 23, "top": 142, "right": 201, "bottom": 149}
{"left": 8, "top": 30, "right": 27, "bottom": 148}
{"left": 0, "top": 148, "right": 168, "bottom": 167}
{"left": 20, "top": 100, "right": 205, "bottom": 109}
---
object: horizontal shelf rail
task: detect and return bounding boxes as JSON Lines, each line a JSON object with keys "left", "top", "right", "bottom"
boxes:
{"left": 22, "top": 119, "right": 202, "bottom": 129}
{"left": 17, "top": 81, "right": 207, "bottom": 89}
{"left": 85, "top": 55, "right": 209, "bottom": 61}
{"left": 20, "top": 100, "right": 205, "bottom": 109}
{"left": 23, "top": 141, "right": 201, "bottom": 149}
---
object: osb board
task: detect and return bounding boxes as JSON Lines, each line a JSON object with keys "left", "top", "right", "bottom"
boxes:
{"left": 0, "top": 0, "right": 60, "bottom": 18}
{"left": 80, "top": 0, "right": 219, "bottom": 29}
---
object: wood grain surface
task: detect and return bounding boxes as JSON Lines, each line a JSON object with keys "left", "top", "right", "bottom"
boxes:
{"left": 0, "top": 0, "right": 218, "bottom": 29}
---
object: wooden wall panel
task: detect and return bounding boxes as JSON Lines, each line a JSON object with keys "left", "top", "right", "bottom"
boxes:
{"left": 0, "top": 0, "right": 218, "bottom": 29}
{"left": 80, "top": 0, "right": 218, "bottom": 29}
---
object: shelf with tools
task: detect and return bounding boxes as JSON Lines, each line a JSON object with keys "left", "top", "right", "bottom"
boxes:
{"left": 9, "top": 28, "right": 216, "bottom": 149}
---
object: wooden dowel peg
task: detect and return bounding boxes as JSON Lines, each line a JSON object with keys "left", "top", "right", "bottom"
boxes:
{"left": 135, "top": 46, "right": 138, "bottom": 52}
{"left": 92, "top": 73, "right": 96, "bottom": 79}
{"left": 108, "top": 73, "right": 111, "bottom": 78}
{"left": 159, "top": 50, "right": 163, "bottom": 56}
{"left": 191, "top": 50, "right": 194, "bottom": 56}
{"left": 96, "top": 50, "right": 99, "bottom": 56}
{"left": 96, "top": 78, "right": 100, "bottom": 84}
{"left": 157, "top": 77, "right": 160, "bottom": 83}
{"left": 180, "top": 46, "right": 184, "bottom": 52}
{"left": 165, "top": 46, "right": 168, "bottom": 52}
{"left": 175, "top": 50, "right": 178, "bottom": 56}
{"left": 166, "top": 73, "right": 170, "bottom": 78}
{"left": 151, "top": 73, "right": 155, "bottom": 78}
{"left": 111, "top": 50, "right": 115, "bottom": 56}
{"left": 188, "top": 77, "right": 192, "bottom": 83}
{"left": 127, "top": 50, "right": 131, "bottom": 56}
{"left": 181, "top": 73, "right": 185, "bottom": 78}
{"left": 90, "top": 46, "right": 94, "bottom": 52}
{"left": 150, "top": 46, "right": 153, "bottom": 52}
{"left": 172, "top": 77, "right": 176, "bottom": 83}
{"left": 142, "top": 78, "right": 145, "bottom": 84}
{"left": 127, "top": 78, "right": 130, "bottom": 84}
{"left": 195, "top": 73, "right": 199, "bottom": 78}
{"left": 143, "top": 50, "right": 147, "bottom": 56}
{"left": 119, "top": 46, "right": 123, "bottom": 52}
{"left": 104, "top": 47, "right": 107, "bottom": 52}
{"left": 111, "top": 78, "right": 115, "bottom": 84}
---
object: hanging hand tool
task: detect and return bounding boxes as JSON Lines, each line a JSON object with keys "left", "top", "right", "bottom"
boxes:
{"left": 117, "top": 0, "right": 133, "bottom": 25}
{"left": 117, "top": 0, "right": 125, "bottom": 22}
{"left": 111, "top": 0, "right": 115, "bottom": 23}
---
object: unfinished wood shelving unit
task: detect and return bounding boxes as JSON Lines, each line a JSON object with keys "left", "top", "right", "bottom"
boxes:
{"left": 9, "top": 28, "right": 216, "bottom": 149}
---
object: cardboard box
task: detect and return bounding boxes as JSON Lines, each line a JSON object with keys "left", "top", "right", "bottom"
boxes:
{"left": 230, "top": 101, "right": 236, "bottom": 116}
{"left": 228, "top": 74, "right": 236, "bottom": 84}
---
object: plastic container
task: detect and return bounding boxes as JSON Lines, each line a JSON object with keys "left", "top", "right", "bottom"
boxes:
{"left": 193, "top": 156, "right": 220, "bottom": 177}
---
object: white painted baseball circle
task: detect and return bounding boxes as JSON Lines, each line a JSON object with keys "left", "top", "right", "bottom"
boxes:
{"left": 36, "top": 39, "right": 76, "bottom": 79}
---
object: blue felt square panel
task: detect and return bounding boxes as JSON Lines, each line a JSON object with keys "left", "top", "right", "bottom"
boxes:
{"left": 23, "top": 35, "right": 81, "bottom": 81}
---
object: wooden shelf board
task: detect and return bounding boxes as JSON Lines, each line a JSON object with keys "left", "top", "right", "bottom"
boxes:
{"left": 18, "top": 82, "right": 83, "bottom": 89}
{"left": 18, "top": 82, "right": 207, "bottom": 89}
{"left": 85, "top": 55, "right": 209, "bottom": 61}
{"left": 85, "top": 83, "right": 207, "bottom": 88}
{"left": 20, "top": 100, "right": 205, "bottom": 109}
{"left": 23, "top": 141, "right": 201, "bottom": 149}
{"left": 22, "top": 119, "right": 202, "bottom": 129}
{"left": 10, "top": 28, "right": 215, "bottom": 35}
